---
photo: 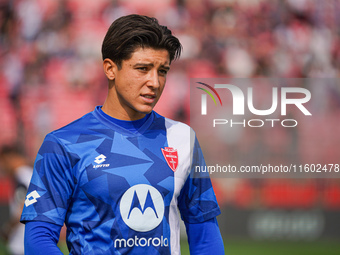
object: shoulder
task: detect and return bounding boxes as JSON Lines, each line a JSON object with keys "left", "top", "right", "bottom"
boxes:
{"left": 51, "top": 111, "right": 96, "bottom": 135}
{"left": 38, "top": 110, "right": 99, "bottom": 157}
{"left": 35, "top": 111, "right": 99, "bottom": 171}
{"left": 44, "top": 110, "right": 99, "bottom": 144}
{"left": 154, "top": 112, "right": 193, "bottom": 132}
{"left": 153, "top": 112, "right": 196, "bottom": 144}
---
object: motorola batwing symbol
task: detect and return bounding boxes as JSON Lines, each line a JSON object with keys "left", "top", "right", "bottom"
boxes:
{"left": 120, "top": 184, "right": 164, "bottom": 232}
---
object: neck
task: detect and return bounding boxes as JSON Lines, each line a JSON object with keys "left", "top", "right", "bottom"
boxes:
{"left": 102, "top": 99, "right": 146, "bottom": 121}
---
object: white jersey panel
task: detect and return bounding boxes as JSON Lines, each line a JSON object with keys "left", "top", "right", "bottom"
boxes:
{"left": 165, "top": 118, "right": 193, "bottom": 255}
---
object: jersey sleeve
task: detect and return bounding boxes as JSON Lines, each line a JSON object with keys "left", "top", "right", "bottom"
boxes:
{"left": 185, "top": 218, "right": 225, "bottom": 255}
{"left": 25, "top": 221, "right": 63, "bottom": 255}
{"left": 20, "top": 133, "right": 75, "bottom": 226}
{"left": 178, "top": 134, "right": 221, "bottom": 223}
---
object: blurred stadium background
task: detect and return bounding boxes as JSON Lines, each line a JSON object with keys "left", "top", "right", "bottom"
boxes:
{"left": 0, "top": 0, "right": 340, "bottom": 254}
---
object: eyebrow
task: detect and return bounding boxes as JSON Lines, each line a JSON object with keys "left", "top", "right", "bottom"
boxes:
{"left": 133, "top": 63, "right": 170, "bottom": 70}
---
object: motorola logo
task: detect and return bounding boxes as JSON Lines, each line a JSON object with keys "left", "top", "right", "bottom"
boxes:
{"left": 120, "top": 184, "right": 164, "bottom": 232}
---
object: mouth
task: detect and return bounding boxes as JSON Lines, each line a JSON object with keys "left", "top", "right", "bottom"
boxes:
{"left": 142, "top": 94, "right": 156, "bottom": 99}
{"left": 141, "top": 94, "right": 157, "bottom": 103}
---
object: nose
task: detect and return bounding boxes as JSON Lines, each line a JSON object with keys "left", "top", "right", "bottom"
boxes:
{"left": 147, "top": 69, "right": 160, "bottom": 89}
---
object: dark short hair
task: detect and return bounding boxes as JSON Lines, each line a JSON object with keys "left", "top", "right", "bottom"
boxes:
{"left": 101, "top": 14, "right": 182, "bottom": 67}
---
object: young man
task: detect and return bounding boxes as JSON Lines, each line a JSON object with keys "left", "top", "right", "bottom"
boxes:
{"left": 21, "top": 14, "right": 224, "bottom": 255}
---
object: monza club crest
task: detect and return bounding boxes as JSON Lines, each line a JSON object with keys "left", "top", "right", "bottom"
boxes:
{"left": 161, "top": 147, "right": 178, "bottom": 172}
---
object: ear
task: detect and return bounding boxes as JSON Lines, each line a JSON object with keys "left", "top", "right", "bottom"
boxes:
{"left": 103, "top": 58, "right": 118, "bottom": 81}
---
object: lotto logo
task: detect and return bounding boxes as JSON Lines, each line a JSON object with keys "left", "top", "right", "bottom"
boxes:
{"left": 94, "top": 154, "right": 106, "bottom": 164}
{"left": 25, "top": 190, "right": 41, "bottom": 207}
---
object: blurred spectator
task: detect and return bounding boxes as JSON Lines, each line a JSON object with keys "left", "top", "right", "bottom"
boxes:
{"left": 0, "top": 0, "right": 340, "bottom": 151}
{"left": 0, "top": 146, "right": 32, "bottom": 255}
{"left": 0, "top": 0, "right": 340, "bottom": 223}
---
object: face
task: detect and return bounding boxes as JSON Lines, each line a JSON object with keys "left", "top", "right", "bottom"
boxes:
{"left": 103, "top": 47, "right": 170, "bottom": 120}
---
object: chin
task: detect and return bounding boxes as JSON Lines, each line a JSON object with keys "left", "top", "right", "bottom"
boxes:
{"left": 138, "top": 106, "right": 154, "bottom": 114}
{"left": 140, "top": 110, "right": 153, "bottom": 115}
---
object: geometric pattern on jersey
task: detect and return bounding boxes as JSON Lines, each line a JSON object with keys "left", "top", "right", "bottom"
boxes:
{"left": 21, "top": 106, "right": 220, "bottom": 255}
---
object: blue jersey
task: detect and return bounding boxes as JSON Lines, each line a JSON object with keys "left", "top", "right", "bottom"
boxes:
{"left": 21, "top": 106, "right": 220, "bottom": 255}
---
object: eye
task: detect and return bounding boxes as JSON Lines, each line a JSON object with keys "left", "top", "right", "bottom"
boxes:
{"left": 159, "top": 69, "right": 168, "bottom": 76}
{"left": 137, "top": 67, "right": 148, "bottom": 71}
